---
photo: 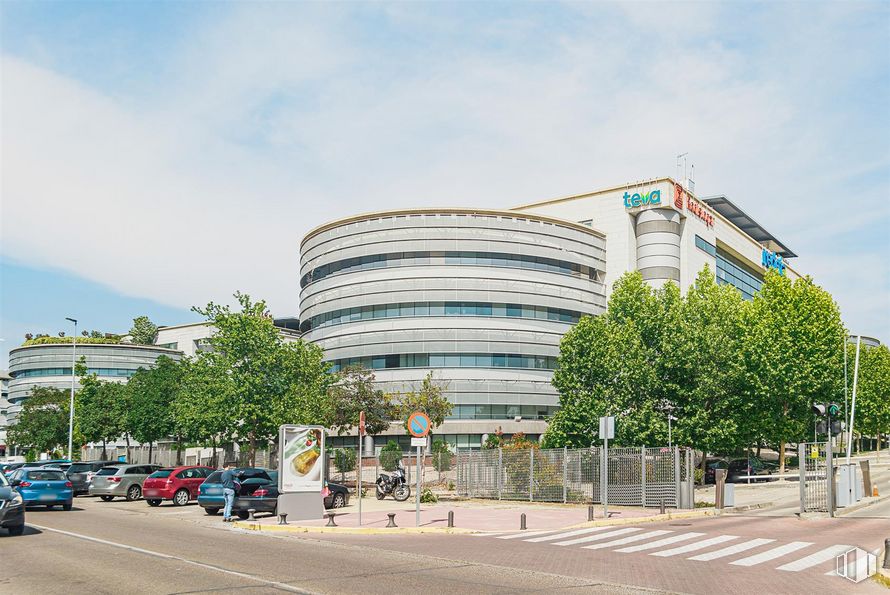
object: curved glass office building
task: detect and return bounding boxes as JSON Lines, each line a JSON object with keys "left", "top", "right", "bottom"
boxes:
{"left": 300, "top": 208, "right": 607, "bottom": 448}
{"left": 7, "top": 343, "right": 182, "bottom": 423}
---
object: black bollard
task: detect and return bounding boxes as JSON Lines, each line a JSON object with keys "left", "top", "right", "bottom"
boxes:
{"left": 884, "top": 538, "right": 890, "bottom": 570}
{"left": 386, "top": 513, "right": 397, "bottom": 528}
{"left": 278, "top": 513, "right": 288, "bottom": 525}
{"left": 520, "top": 513, "right": 527, "bottom": 530}
{"left": 247, "top": 509, "right": 257, "bottom": 522}
{"left": 326, "top": 513, "right": 337, "bottom": 527}
{"left": 660, "top": 499, "right": 665, "bottom": 515}
{"left": 588, "top": 505, "right": 595, "bottom": 522}
{"left": 447, "top": 510, "right": 454, "bottom": 528}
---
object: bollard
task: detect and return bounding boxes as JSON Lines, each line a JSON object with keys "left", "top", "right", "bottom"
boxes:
{"left": 520, "top": 513, "right": 527, "bottom": 530}
{"left": 884, "top": 539, "right": 890, "bottom": 570}
{"left": 326, "top": 513, "right": 337, "bottom": 527}
{"left": 447, "top": 510, "right": 454, "bottom": 528}
{"left": 247, "top": 509, "right": 256, "bottom": 522}
{"left": 588, "top": 505, "right": 595, "bottom": 522}
{"left": 660, "top": 499, "right": 665, "bottom": 515}
{"left": 277, "top": 513, "right": 288, "bottom": 525}
{"left": 386, "top": 513, "right": 397, "bottom": 528}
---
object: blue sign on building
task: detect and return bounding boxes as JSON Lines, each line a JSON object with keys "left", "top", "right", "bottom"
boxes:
{"left": 623, "top": 189, "right": 661, "bottom": 208}
{"left": 762, "top": 249, "right": 785, "bottom": 275}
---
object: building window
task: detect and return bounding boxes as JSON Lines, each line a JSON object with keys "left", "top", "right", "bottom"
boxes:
{"left": 694, "top": 235, "right": 717, "bottom": 257}
{"left": 715, "top": 249, "right": 763, "bottom": 301}
{"left": 328, "top": 352, "right": 558, "bottom": 373}
{"left": 157, "top": 342, "right": 178, "bottom": 350}
{"left": 300, "top": 250, "right": 599, "bottom": 288}
{"left": 13, "top": 367, "right": 139, "bottom": 379}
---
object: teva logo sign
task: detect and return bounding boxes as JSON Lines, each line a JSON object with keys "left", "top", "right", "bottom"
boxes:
{"left": 762, "top": 249, "right": 785, "bottom": 275}
{"left": 674, "top": 183, "right": 714, "bottom": 227}
{"left": 623, "top": 189, "right": 662, "bottom": 208}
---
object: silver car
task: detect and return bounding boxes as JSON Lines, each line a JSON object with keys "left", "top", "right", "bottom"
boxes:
{"left": 89, "top": 464, "right": 160, "bottom": 501}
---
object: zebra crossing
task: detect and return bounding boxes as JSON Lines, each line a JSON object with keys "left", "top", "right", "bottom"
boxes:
{"left": 472, "top": 526, "right": 855, "bottom": 574}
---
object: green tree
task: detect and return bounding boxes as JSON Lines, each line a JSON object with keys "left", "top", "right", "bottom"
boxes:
{"left": 431, "top": 439, "right": 452, "bottom": 476}
{"left": 327, "top": 366, "right": 393, "bottom": 436}
{"left": 848, "top": 343, "right": 890, "bottom": 453}
{"left": 379, "top": 439, "right": 402, "bottom": 471}
{"left": 392, "top": 372, "right": 453, "bottom": 432}
{"left": 332, "top": 448, "right": 357, "bottom": 481}
{"left": 129, "top": 316, "right": 158, "bottom": 345}
{"left": 172, "top": 357, "right": 232, "bottom": 467}
{"left": 8, "top": 386, "right": 74, "bottom": 456}
{"left": 741, "top": 272, "right": 845, "bottom": 474}
{"left": 126, "top": 355, "right": 181, "bottom": 463}
{"left": 76, "top": 371, "right": 126, "bottom": 459}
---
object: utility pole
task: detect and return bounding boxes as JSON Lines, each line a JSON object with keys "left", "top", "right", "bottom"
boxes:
{"left": 65, "top": 317, "right": 78, "bottom": 461}
{"left": 846, "top": 335, "right": 862, "bottom": 464}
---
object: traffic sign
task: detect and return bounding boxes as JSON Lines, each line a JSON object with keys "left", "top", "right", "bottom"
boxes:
{"left": 407, "top": 411, "right": 431, "bottom": 438}
{"left": 359, "top": 411, "right": 366, "bottom": 436}
{"left": 599, "top": 416, "right": 615, "bottom": 440}
{"left": 411, "top": 437, "right": 428, "bottom": 448}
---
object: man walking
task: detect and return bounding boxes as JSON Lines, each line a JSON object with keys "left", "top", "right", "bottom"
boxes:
{"left": 221, "top": 461, "right": 238, "bottom": 522}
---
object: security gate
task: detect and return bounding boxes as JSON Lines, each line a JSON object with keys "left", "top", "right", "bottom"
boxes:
{"left": 799, "top": 441, "right": 834, "bottom": 515}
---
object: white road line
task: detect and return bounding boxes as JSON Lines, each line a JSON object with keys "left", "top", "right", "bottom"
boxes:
{"left": 688, "top": 538, "right": 775, "bottom": 561}
{"left": 28, "top": 523, "right": 312, "bottom": 594}
{"left": 553, "top": 527, "right": 642, "bottom": 546}
{"left": 582, "top": 530, "right": 673, "bottom": 550}
{"left": 730, "top": 542, "right": 813, "bottom": 567}
{"left": 525, "top": 527, "right": 612, "bottom": 543}
{"left": 651, "top": 535, "right": 738, "bottom": 557}
{"left": 615, "top": 532, "right": 705, "bottom": 553}
{"left": 497, "top": 529, "right": 563, "bottom": 539}
{"left": 777, "top": 545, "right": 852, "bottom": 572}
{"left": 471, "top": 532, "right": 507, "bottom": 537}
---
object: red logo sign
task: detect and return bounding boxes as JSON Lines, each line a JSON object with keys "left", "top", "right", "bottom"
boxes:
{"left": 675, "top": 183, "right": 714, "bottom": 227}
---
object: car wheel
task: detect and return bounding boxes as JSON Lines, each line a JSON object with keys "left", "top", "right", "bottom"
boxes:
{"left": 236, "top": 511, "right": 249, "bottom": 520}
{"left": 204, "top": 507, "right": 220, "bottom": 516}
{"left": 63, "top": 501, "right": 72, "bottom": 511}
{"left": 173, "top": 489, "right": 190, "bottom": 507}
{"left": 147, "top": 499, "right": 162, "bottom": 507}
{"left": 331, "top": 493, "right": 346, "bottom": 508}
{"left": 100, "top": 495, "right": 114, "bottom": 502}
{"left": 126, "top": 485, "right": 142, "bottom": 502}
{"left": 7, "top": 524, "right": 24, "bottom": 536}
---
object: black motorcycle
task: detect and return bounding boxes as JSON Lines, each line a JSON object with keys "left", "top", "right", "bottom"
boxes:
{"left": 375, "top": 460, "right": 411, "bottom": 501}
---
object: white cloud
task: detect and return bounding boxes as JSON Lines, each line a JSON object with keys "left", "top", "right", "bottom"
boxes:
{"left": 2, "top": 3, "right": 888, "bottom": 340}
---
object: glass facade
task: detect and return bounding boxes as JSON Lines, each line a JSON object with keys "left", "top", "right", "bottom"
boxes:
{"left": 695, "top": 235, "right": 763, "bottom": 300}
{"left": 301, "top": 250, "right": 598, "bottom": 288}
{"left": 327, "top": 433, "right": 541, "bottom": 450}
{"left": 301, "top": 301, "right": 584, "bottom": 332}
{"left": 446, "top": 404, "right": 556, "bottom": 420}
{"left": 329, "top": 353, "right": 558, "bottom": 372}
{"left": 14, "top": 367, "right": 138, "bottom": 379}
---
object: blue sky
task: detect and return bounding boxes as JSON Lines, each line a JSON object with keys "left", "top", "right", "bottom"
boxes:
{"left": 1, "top": 1, "right": 888, "bottom": 367}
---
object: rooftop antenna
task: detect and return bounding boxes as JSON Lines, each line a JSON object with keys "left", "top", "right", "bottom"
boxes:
{"left": 676, "top": 153, "right": 688, "bottom": 183}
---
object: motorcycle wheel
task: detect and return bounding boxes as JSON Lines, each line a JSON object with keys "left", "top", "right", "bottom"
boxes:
{"left": 375, "top": 486, "right": 387, "bottom": 500}
{"left": 393, "top": 485, "right": 410, "bottom": 502}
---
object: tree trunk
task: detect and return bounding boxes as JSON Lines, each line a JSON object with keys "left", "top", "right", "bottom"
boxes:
{"left": 699, "top": 451, "right": 708, "bottom": 485}
{"left": 249, "top": 431, "right": 257, "bottom": 468}
{"left": 778, "top": 440, "right": 786, "bottom": 478}
{"left": 125, "top": 434, "right": 131, "bottom": 462}
{"left": 210, "top": 436, "right": 217, "bottom": 468}
{"left": 756, "top": 442, "right": 762, "bottom": 458}
{"left": 176, "top": 435, "right": 183, "bottom": 466}
{"left": 101, "top": 439, "right": 107, "bottom": 460}
{"left": 148, "top": 441, "right": 153, "bottom": 464}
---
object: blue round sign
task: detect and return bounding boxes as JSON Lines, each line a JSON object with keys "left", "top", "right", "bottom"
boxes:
{"left": 407, "top": 411, "right": 431, "bottom": 437}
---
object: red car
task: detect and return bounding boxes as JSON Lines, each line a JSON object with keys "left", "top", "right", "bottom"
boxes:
{"left": 143, "top": 466, "right": 215, "bottom": 507}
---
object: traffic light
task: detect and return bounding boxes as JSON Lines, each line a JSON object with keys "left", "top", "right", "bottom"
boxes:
{"left": 812, "top": 403, "right": 827, "bottom": 416}
{"left": 830, "top": 420, "right": 843, "bottom": 436}
{"left": 816, "top": 420, "right": 828, "bottom": 434}
{"left": 827, "top": 403, "right": 840, "bottom": 417}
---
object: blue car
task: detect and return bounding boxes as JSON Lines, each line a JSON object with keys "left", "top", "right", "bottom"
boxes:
{"left": 197, "top": 468, "right": 268, "bottom": 516}
{"left": 8, "top": 468, "right": 74, "bottom": 510}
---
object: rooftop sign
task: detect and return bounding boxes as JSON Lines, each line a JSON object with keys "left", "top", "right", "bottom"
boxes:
{"left": 623, "top": 189, "right": 662, "bottom": 208}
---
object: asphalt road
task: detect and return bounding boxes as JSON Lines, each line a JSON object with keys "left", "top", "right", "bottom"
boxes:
{"left": 0, "top": 497, "right": 658, "bottom": 595}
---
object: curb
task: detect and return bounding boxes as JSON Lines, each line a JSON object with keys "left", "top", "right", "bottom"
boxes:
{"left": 835, "top": 493, "right": 890, "bottom": 517}
{"left": 232, "top": 521, "right": 478, "bottom": 535}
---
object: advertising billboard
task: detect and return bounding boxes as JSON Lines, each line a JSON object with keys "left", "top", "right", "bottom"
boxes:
{"left": 278, "top": 425, "right": 325, "bottom": 493}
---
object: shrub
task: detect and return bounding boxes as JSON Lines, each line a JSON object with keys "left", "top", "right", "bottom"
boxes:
{"left": 420, "top": 488, "right": 438, "bottom": 503}
{"left": 431, "top": 440, "right": 452, "bottom": 472}
{"left": 694, "top": 468, "right": 704, "bottom": 485}
{"left": 482, "top": 433, "right": 503, "bottom": 449}
{"left": 379, "top": 440, "right": 402, "bottom": 471}
{"left": 23, "top": 335, "right": 121, "bottom": 346}
{"left": 332, "top": 448, "right": 357, "bottom": 478}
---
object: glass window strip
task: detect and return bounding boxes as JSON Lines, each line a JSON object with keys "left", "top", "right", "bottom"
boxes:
{"left": 328, "top": 352, "right": 558, "bottom": 373}
{"left": 13, "top": 367, "right": 139, "bottom": 379}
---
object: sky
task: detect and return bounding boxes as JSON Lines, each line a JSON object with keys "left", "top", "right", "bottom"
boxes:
{"left": 1, "top": 1, "right": 889, "bottom": 368}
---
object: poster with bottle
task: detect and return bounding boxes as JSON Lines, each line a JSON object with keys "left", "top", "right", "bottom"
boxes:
{"left": 278, "top": 425, "right": 325, "bottom": 493}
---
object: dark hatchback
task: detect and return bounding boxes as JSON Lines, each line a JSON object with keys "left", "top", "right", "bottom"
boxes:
{"left": 67, "top": 461, "right": 119, "bottom": 496}
{"left": 0, "top": 471, "right": 25, "bottom": 536}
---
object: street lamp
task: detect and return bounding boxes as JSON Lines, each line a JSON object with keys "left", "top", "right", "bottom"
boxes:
{"left": 65, "top": 317, "right": 77, "bottom": 461}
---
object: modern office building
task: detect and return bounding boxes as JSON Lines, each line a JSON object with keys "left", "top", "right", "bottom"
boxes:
{"left": 300, "top": 208, "right": 607, "bottom": 449}
{"left": 0, "top": 371, "right": 11, "bottom": 458}
{"left": 6, "top": 342, "right": 182, "bottom": 423}
{"left": 302, "top": 178, "right": 806, "bottom": 449}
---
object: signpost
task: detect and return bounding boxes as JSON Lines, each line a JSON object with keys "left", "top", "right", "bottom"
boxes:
{"left": 599, "top": 416, "right": 615, "bottom": 518}
{"left": 358, "top": 411, "right": 365, "bottom": 526}
{"left": 407, "top": 411, "right": 431, "bottom": 527}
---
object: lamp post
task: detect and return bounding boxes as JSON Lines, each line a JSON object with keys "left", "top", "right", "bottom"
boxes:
{"left": 65, "top": 317, "right": 77, "bottom": 461}
{"left": 846, "top": 335, "right": 862, "bottom": 464}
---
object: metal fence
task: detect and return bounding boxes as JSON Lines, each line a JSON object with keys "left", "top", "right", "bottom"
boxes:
{"left": 799, "top": 441, "right": 832, "bottom": 513}
{"left": 325, "top": 448, "right": 458, "bottom": 490}
{"left": 457, "top": 446, "right": 694, "bottom": 508}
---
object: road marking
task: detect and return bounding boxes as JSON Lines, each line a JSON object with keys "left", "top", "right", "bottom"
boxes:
{"left": 730, "top": 541, "right": 813, "bottom": 567}
{"left": 525, "top": 527, "right": 612, "bottom": 543}
{"left": 777, "top": 545, "right": 852, "bottom": 572}
{"left": 615, "top": 532, "right": 705, "bottom": 553}
{"left": 650, "top": 535, "right": 738, "bottom": 557}
{"left": 582, "top": 530, "right": 673, "bottom": 550}
{"left": 497, "top": 529, "right": 563, "bottom": 540}
{"left": 553, "top": 527, "right": 641, "bottom": 546}
{"left": 28, "top": 523, "right": 312, "bottom": 593}
{"left": 688, "top": 538, "right": 775, "bottom": 561}
{"left": 471, "top": 532, "right": 507, "bottom": 537}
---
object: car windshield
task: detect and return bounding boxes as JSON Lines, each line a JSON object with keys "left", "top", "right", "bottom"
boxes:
{"left": 149, "top": 470, "right": 173, "bottom": 479}
{"left": 68, "top": 464, "right": 93, "bottom": 473}
{"left": 27, "top": 470, "right": 65, "bottom": 481}
{"left": 205, "top": 471, "right": 222, "bottom": 483}
{"left": 96, "top": 467, "right": 119, "bottom": 476}
{"left": 0, "top": 473, "right": 8, "bottom": 487}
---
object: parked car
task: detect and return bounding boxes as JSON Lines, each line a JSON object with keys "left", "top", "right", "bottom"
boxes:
{"left": 66, "top": 461, "right": 119, "bottom": 496}
{"left": 143, "top": 466, "right": 215, "bottom": 507}
{"left": 704, "top": 459, "right": 728, "bottom": 484}
{"left": 89, "top": 464, "right": 160, "bottom": 501}
{"left": 40, "top": 462, "right": 72, "bottom": 472}
{"left": 225, "top": 470, "right": 349, "bottom": 519}
{"left": 727, "top": 458, "right": 776, "bottom": 483}
{"left": 0, "top": 471, "right": 25, "bottom": 535}
{"left": 7, "top": 468, "right": 73, "bottom": 510}
{"left": 197, "top": 467, "right": 269, "bottom": 516}
{"left": 1, "top": 463, "right": 24, "bottom": 477}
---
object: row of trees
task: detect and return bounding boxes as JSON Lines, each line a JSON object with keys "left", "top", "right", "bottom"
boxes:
{"left": 10, "top": 294, "right": 452, "bottom": 465}
{"left": 543, "top": 268, "right": 890, "bottom": 474}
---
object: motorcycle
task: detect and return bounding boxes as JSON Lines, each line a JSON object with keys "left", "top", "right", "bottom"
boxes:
{"left": 375, "top": 460, "right": 411, "bottom": 501}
